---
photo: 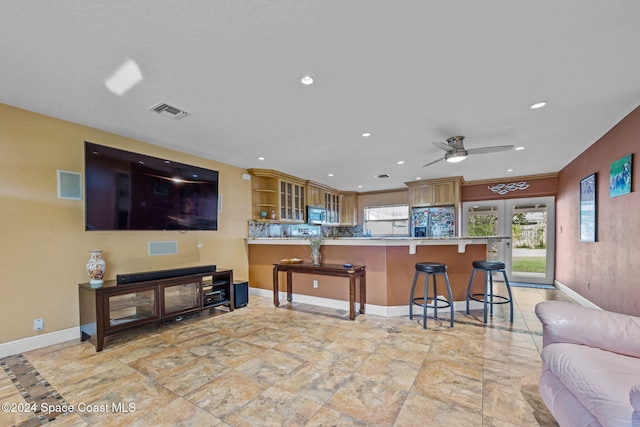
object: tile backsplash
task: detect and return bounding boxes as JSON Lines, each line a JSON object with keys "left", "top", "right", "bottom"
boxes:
{"left": 248, "top": 221, "right": 362, "bottom": 238}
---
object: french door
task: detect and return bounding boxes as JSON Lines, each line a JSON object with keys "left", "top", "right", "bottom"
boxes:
{"left": 462, "top": 196, "right": 555, "bottom": 284}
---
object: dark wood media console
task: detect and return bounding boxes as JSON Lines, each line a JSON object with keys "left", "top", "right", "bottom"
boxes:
{"left": 79, "top": 268, "right": 234, "bottom": 351}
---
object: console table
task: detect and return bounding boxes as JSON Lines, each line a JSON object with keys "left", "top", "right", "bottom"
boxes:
{"left": 79, "top": 269, "right": 233, "bottom": 351}
{"left": 272, "top": 263, "right": 366, "bottom": 320}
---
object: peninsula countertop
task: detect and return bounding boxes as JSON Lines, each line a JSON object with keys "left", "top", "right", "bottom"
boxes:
{"left": 246, "top": 236, "right": 510, "bottom": 254}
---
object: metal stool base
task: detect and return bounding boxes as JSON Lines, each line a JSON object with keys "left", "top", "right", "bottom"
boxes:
{"left": 465, "top": 262, "right": 514, "bottom": 324}
{"left": 409, "top": 263, "right": 454, "bottom": 329}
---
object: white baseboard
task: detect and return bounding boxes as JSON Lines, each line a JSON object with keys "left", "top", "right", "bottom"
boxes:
{"left": 554, "top": 280, "right": 601, "bottom": 310}
{"left": 0, "top": 327, "right": 79, "bottom": 358}
{"left": 249, "top": 287, "right": 482, "bottom": 317}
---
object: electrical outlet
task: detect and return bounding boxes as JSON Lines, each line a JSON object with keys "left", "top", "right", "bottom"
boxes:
{"left": 34, "top": 318, "right": 44, "bottom": 331}
{"left": 313, "top": 280, "right": 318, "bottom": 289}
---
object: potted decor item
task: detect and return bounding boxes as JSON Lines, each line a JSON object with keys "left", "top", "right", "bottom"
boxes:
{"left": 309, "top": 236, "right": 323, "bottom": 266}
{"left": 86, "top": 250, "right": 106, "bottom": 287}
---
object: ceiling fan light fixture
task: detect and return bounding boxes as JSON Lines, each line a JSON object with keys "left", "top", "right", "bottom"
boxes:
{"left": 445, "top": 152, "right": 467, "bottom": 163}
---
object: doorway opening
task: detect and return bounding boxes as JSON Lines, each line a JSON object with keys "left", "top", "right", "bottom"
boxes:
{"left": 462, "top": 196, "right": 555, "bottom": 285}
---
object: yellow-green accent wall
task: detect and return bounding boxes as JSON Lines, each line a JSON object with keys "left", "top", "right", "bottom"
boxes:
{"left": 0, "top": 103, "right": 251, "bottom": 344}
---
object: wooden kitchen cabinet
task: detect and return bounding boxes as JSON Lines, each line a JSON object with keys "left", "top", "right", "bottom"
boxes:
{"left": 248, "top": 169, "right": 306, "bottom": 222}
{"left": 339, "top": 192, "right": 357, "bottom": 226}
{"left": 306, "top": 182, "right": 324, "bottom": 207}
{"left": 280, "top": 178, "right": 305, "bottom": 221}
{"left": 324, "top": 190, "right": 340, "bottom": 224}
{"left": 406, "top": 177, "right": 462, "bottom": 207}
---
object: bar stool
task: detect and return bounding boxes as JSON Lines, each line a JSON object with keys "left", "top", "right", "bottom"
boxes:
{"left": 465, "top": 260, "right": 513, "bottom": 323}
{"left": 409, "top": 262, "right": 454, "bottom": 329}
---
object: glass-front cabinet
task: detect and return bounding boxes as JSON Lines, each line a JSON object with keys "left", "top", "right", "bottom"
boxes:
{"left": 162, "top": 280, "right": 201, "bottom": 316}
{"left": 280, "top": 179, "right": 305, "bottom": 222}
{"left": 106, "top": 286, "right": 158, "bottom": 329}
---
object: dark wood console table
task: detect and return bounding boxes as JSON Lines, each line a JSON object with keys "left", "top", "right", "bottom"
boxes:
{"left": 272, "top": 263, "right": 366, "bottom": 320}
{"left": 79, "top": 269, "right": 233, "bottom": 351}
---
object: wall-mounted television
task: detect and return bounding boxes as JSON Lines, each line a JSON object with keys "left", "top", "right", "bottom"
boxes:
{"left": 85, "top": 142, "right": 219, "bottom": 231}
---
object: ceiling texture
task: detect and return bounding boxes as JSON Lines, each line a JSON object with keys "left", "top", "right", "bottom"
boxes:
{"left": 2, "top": 1, "right": 640, "bottom": 192}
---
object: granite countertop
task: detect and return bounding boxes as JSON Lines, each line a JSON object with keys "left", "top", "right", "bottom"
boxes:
{"left": 246, "top": 236, "right": 510, "bottom": 254}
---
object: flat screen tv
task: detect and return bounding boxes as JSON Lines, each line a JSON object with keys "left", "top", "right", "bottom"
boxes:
{"left": 85, "top": 142, "right": 219, "bottom": 231}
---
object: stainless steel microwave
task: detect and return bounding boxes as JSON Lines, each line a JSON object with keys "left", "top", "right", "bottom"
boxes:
{"left": 306, "top": 206, "right": 326, "bottom": 224}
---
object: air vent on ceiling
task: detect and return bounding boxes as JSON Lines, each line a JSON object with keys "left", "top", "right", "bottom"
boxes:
{"left": 376, "top": 174, "right": 390, "bottom": 179}
{"left": 148, "top": 102, "right": 191, "bottom": 120}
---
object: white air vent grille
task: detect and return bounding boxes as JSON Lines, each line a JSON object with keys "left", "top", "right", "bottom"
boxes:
{"left": 148, "top": 241, "right": 178, "bottom": 256}
{"left": 148, "top": 102, "right": 191, "bottom": 120}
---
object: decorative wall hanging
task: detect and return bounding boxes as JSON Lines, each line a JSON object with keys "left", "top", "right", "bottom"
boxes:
{"left": 488, "top": 181, "right": 530, "bottom": 195}
{"left": 580, "top": 173, "right": 597, "bottom": 242}
{"left": 609, "top": 154, "right": 632, "bottom": 197}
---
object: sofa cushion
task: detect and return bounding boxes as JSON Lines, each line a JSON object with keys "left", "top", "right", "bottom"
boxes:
{"left": 542, "top": 342, "right": 640, "bottom": 426}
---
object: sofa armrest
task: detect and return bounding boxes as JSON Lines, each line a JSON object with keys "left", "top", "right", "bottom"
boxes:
{"left": 535, "top": 301, "right": 640, "bottom": 357}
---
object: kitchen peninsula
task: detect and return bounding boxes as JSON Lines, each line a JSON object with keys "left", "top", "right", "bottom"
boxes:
{"left": 247, "top": 236, "right": 509, "bottom": 316}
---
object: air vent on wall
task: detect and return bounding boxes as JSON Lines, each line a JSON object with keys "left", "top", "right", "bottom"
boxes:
{"left": 148, "top": 102, "right": 191, "bottom": 120}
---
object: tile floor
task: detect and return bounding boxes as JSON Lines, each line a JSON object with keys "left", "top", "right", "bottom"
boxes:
{"left": 1, "top": 286, "right": 576, "bottom": 426}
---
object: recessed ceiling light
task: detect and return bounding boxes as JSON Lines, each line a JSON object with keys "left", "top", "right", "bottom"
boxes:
{"left": 515, "top": 146, "right": 525, "bottom": 151}
{"left": 357, "top": 185, "right": 363, "bottom": 189}
{"left": 530, "top": 101, "right": 547, "bottom": 110}
{"left": 507, "top": 169, "right": 514, "bottom": 172}
{"left": 301, "top": 75, "right": 314, "bottom": 85}
{"left": 328, "top": 173, "right": 334, "bottom": 177}
{"left": 415, "top": 177, "right": 421, "bottom": 180}
{"left": 362, "top": 132, "right": 371, "bottom": 137}
{"left": 258, "top": 157, "right": 265, "bottom": 161}
{"left": 105, "top": 59, "right": 143, "bottom": 96}
{"left": 397, "top": 161, "right": 405, "bottom": 165}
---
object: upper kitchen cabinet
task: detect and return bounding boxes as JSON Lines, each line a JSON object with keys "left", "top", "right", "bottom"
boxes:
{"left": 306, "top": 181, "right": 325, "bottom": 207}
{"left": 324, "top": 190, "right": 340, "bottom": 224}
{"left": 406, "top": 177, "right": 463, "bottom": 208}
{"left": 247, "top": 169, "right": 306, "bottom": 222}
{"left": 339, "top": 192, "right": 357, "bottom": 226}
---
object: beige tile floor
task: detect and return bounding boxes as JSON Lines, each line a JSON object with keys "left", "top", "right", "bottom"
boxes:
{"left": 1, "top": 286, "right": 576, "bottom": 426}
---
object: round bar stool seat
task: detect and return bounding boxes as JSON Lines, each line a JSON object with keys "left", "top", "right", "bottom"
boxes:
{"left": 465, "top": 260, "right": 513, "bottom": 323}
{"left": 409, "top": 262, "right": 454, "bottom": 329}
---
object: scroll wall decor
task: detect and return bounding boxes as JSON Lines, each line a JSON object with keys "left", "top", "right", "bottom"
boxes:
{"left": 488, "top": 181, "right": 530, "bottom": 195}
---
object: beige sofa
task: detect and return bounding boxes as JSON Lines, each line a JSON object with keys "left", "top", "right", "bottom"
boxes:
{"left": 536, "top": 301, "right": 640, "bottom": 426}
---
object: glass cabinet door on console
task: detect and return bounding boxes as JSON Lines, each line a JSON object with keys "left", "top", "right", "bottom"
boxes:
{"left": 105, "top": 287, "right": 158, "bottom": 329}
{"left": 162, "top": 280, "right": 201, "bottom": 316}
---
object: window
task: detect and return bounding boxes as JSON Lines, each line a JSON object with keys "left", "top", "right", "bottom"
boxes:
{"left": 364, "top": 205, "right": 409, "bottom": 236}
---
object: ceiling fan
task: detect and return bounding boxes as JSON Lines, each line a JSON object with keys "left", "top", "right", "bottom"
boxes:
{"left": 422, "top": 136, "right": 513, "bottom": 167}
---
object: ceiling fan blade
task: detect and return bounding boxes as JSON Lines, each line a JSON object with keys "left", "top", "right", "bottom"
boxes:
{"left": 422, "top": 157, "right": 444, "bottom": 167}
{"left": 466, "top": 145, "right": 514, "bottom": 155}
{"left": 432, "top": 141, "right": 454, "bottom": 152}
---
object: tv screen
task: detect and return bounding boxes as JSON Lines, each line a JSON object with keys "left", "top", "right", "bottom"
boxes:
{"left": 85, "top": 142, "right": 219, "bottom": 231}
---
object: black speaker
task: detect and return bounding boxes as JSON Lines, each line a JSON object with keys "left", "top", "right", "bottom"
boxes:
{"left": 117, "top": 265, "right": 216, "bottom": 284}
{"left": 234, "top": 281, "right": 249, "bottom": 308}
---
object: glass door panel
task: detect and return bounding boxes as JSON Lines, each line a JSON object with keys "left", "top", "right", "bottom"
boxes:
{"left": 163, "top": 281, "right": 200, "bottom": 315}
{"left": 108, "top": 289, "right": 157, "bottom": 328}
{"left": 507, "top": 197, "right": 555, "bottom": 284}
{"left": 463, "top": 197, "right": 555, "bottom": 285}
{"left": 462, "top": 202, "right": 507, "bottom": 262}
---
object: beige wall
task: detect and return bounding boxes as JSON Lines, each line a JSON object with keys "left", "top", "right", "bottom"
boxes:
{"left": 556, "top": 105, "right": 640, "bottom": 316}
{"left": 0, "top": 104, "right": 251, "bottom": 344}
